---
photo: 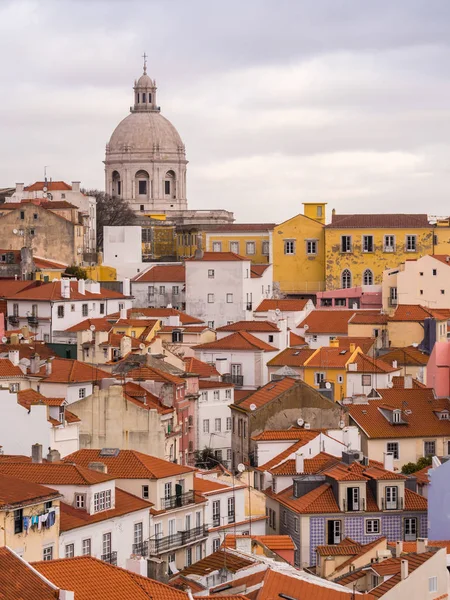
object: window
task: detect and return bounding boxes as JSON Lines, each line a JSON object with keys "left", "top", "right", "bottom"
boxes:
{"left": 164, "top": 482, "right": 172, "bottom": 499}
{"left": 159, "top": 286, "right": 165, "bottom": 295}
{"left": 226, "top": 293, "right": 233, "bottom": 303}
{"left": 365, "top": 519, "right": 380, "bottom": 534}
{"left": 429, "top": 576, "right": 438, "bottom": 593}
{"left": 75, "top": 493, "right": 85, "bottom": 509}
{"left": 65, "top": 544, "right": 74, "bottom": 558}
{"left": 82, "top": 304, "right": 88, "bottom": 317}
{"left": 363, "top": 269, "right": 373, "bottom": 285}
{"left": 212, "top": 390, "right": 220, "bottom": 401}
{"left": 99, "top": 303, "right": 105, "bottom": 314}
{"left": 196, "top": 544, "right": 202, "bottom": 562}
{"left": 327, "top": 519, "right": 342, "bottom": 544}
{"left": 228, "top": 497, "right": 235, "bottom": 523}
{"left": 282, "top": 510, "right": 287, "bottom": 526}
{"left": 94, "top": 490, "right": 112, "bottom": 512}
{"left": 246, "top": 242, "right": 256, "bottom": 255}
{"left": 384, "top": 235, "right": 395, "bottom": 251}
{"left": 208, "top": 269, "right": 215, "bottom": 278}
{"left": 212, "top": 537, "right": 221, "bottom": 552}
{"left": 393, "top": 409, "right": 401, "bottom": 423}
{"left": 102, "top": 532, "right": 111, "bottom": 556}
{"left": 207, "top": 293, "right": 214, "bottom": 303}
{"left": 142, "top": 485, "right": 149, "bottom": 499}
{"left": 213, "top": 500, "right": 221, "bottom": 526}
{"left": 164, "top": 180, "right": 171, "bottom": 195}
{"left": 43, "top": 546, "right": 53, "bottom": 561}
{"left": 314, "top": 372, "right": 325, "bottom": 385}
{"left": 406, "top": 235, "right": 417, "bottom": 251}
{"left": 212, "top": 241, "right": 222, "bottom": 252}
{"left": 226, "top": 417, "right": 232, "bottom": 431}
{"left": 306, "top": 239, "right": 317, "bottom": 255}
{"left": 341, "top": 236, "right": 352, "bottom": 253}
{"left": 138, "top": 180, "right": 147, "bottom": 195}
{"left": 294, "top": 517, "right": 299, "bottom": 532}
{"left": 230, "top": 241, "right": 240, "bottom": 254}
{"left": 386, "top": 442, "right": 399, "bottom": 460}
{"left": 215, "top": 418, "right": 221, "bottom": 432}
{"left": 14, "top": 509, "right": 23, "bottom": 534}
{"left": 13, "top": 303, "right": 19, "bottom": 317}
{"left": 268, "top": 334, "right": 274, "bottom": 343}
{"left": 284, "top": 240, "right": 295, "bottom": 255}
{"left": 362, "top": 235, "right": 374, "bottom": 252}
{"left": 134, "top": 522, "right": 143, "bottom": 545}
{"left": 424, "top": 440, "right": 436, "bottom": 456}
{"left": 404, "top": 517, "right": 417, "bottom": 540}
{"left": 208, "top": 321, "right": 214, "bottom": 329}
{"left": 337, "top": 375, "right": 344, "bottom": 384}
{"left": 82, "top": 538, "right": 91, "bottom": 556}
{"left": 148, "top": 286, "right": 155, "bottom": 296}
{"left": 202, "top": 419, "right": 210, "bottom": 435}
{"left": 9, "top": 383, "right": 19, "bottom": 393}
{"left": 79, "top": 388, "right": 86, "bottom": 399}
{"left": 70, "top": 303, "right": 75, "bottom": 312}
{"left": 362, "top": 374, "right": 372, "bottom": 386}
{"left": 346, "top": 487, "right": 360, "bottom": 511}
{"left": 341, "top": 269, "right": 352, "bottom": 289}
{"left": 20, "top": 210, "right": 25, "bottom": 220}
{"left": 172, "top": 286, "right": 179, "bottom": 295}
{"left": 262, "top": 240, "right": 270, "bottom": 255}
{"left": 227, "top": 448, "right": 232, "bottom": 462}
{"left": 57, "top": 305, "right": 65, "bottom": 318}
{"left": 441, "top": 289, "right": 445, "bottom": 295}
{"left": 385, "top": 486, "right": 398, "bottom": 510}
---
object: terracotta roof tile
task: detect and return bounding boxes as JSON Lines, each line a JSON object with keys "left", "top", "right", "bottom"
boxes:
{"left": 0, "top": 546, "right": 59, "bottom": 600}
{"left": 255, "top": 299, "right": 310, "bottom": 312}
{"left": 195, "top": 331, "right": 278, "bottom": 352}
{"left": 37, "top": 358, "right": 111, "bottom": 383}
{"left": 381, "top": 346, "right": 429, "bottom": 366}
{"left": 298, "top": 310, "right": 362, "bottom": 334}
{"left": 432, "top": 254, "right": 450, "bottom": 266}
{"left": 183, "top": 356, "right": 220, "bottom": 377}
{"left": 269, "top": 452, "right": 341, "bottom": 476}
{"left": 389, "top": 304, "right": 450, "bottom": 322}
{"left": 250, "top": 265, "right": 270, "bottom": 278}
{"left": 25, "top": 180, "right": 72, "bottom": 191}
{"left": 255, "top": 435, "right": 321, "bottom": 472}
{"left": 0, "top": 358, "right": 26, "bottom": 377}
{"left": 0, "top": 462, "right": 114, "bottom": 485}
{"left": 290, "top": 332, "right": 307, "bottom": 346}
{"left": 65, "top": 317, "right": 113, "bottom": 333}
{"left": 350, "top": 354, "right": 399, "bottom": 374}
{"left": 0, "top": 342, "right": 57, "bottom": 360}
{"left": 179, "top": 549, "right": 254, "bottom": 576}
{"left": 169, "top": 575, "right": 205, "bottom": 593}
{"left": 122, "top": 382, "right": 173, "bottom": 414}
{"left": 326, "top": 213, "right": 430, "bottom": 228}
{"left": 107, "top": 307, "right": 203, "bottom": 325}
{"left": 206, "top": 223, "right": 276, "bottom": 232}
{"left": 33, "top": 555, "right": 189, "bottom": 600}
{"left": 186, "top": 252, "right": 247, "bottom": 261}
{"left": 194, "top": 476, "right": 230, "bottom": 494}
{"left": 60, "top": 488, "right": 152, "bottom": 531}
{"left": 34, "top": 256, "right": 68, "bottom": 269}
{"left": 252, "top": 429, "right": 313, "bottom": 441}
{"left": 305, "top": 346, "right": 359, "bottom": 369}
{"left": 8, "top": 281, "right": 128, "bottom": 301}
{"left": 132, "top": 264, "right": 185, "bottom": 283}
{"left": 126, "top": 365, "right": 185, "bottom": 385}
{"left": 317, "top": 541, "right": 363, "bottom": 556}
{"left": 369, "top": 551, "right": 437, "bottom": 598}
{"left": 266, "top": 483, "right": 341, "bottom": 514}
{"left": 159, "top": 325, "right": 208, "bottom": 333}
{"left": 222, "top": 534, "right": 296, "bottom": 551}
{"left": 17, "top": 389, "right": 64, "bottom": 407}
{"left": 0, "top": 472, "right": 60, "bottom": 508}
{"left": 216, "top": 321, "right": 280, "bottom": 333}
{"left": 336, "top": 337, "right": 376, "bottom": 354}
{"left": 63, "top": 449, "right": 195, "bottom": 479}
{"left": 235, "top": 377, "right": 299, "bottom": 411}
{"left": 267, "top": 347, "right": 315, "bottom": 367}
{"left": 198, "top": 379, "right": 233, "bottom": 389}
{"left": 348, "top": 313, "right": 388, "bottom": 325}
{"left": 413, "top": 465, "right": 431, "bottom": 485}
{"left": 0, "top": 280, "right": 38, "bottom": 297}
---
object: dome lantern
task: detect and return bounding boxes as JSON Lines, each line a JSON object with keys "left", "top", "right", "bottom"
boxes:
{"left": 132, "top": 52, "right": 159, "bottom": 113}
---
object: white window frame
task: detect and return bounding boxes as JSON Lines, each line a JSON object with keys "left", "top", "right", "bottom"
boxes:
{"left": 208, "top": 269, "right": 215, "bottom": 279}
{"left": 215, "top": 418, "right": 221, "bottom": 432}
{"left": 229, "top": 241, "right": 240, "bottom": 254}
{"left": 429, "top": 576, "right": 438, "bottom": 593}
{"left": 262, "top": 240, "right": 270, "bottom": 256}
{"left": 384, "top": 234, "right": 395, "bottom": 252}
{"left": 226, "top": 293, "right": 233, "bottom": 303}
{"left": 314, "top": 372, "right": 326, "bottom": 385}
{"left": 284, "top": 240, "right": 295, "bottom": 255}
{"left": 246, "top": 241, "right": 256, "bottom": 255}
{"left": 306, "top": 239, "right": 318, "bottom": 255}
{"left": 203, "top": 419, "right": 210, "bottom": 433}
{"left": 65, "top": 543, "right": 74, "bottom": 558}
{"left": 212, "top": 241, "right": 222, "bottom": 252}
{"left": 341, "top": 235, "right": 352, "bottom": 253}
{"left": 406, "top": 234, "right": 417, "bottom": 252}
{"left": 424, "top": 440, "right": 436, "bottom": 456}
{"left": 386, "top": 442, "right": 399, "bottom": 460}
{"left": 82, "top": 538, "right": 91, "bottom": 556}
{"left": 207, "top": 293, "right": 214, "bottom": 303}
{"left": 362, "top": 235, "right": 374, "bottom": 253}
{"left": 365, "top": 518, "right": 380, "bottom": 535}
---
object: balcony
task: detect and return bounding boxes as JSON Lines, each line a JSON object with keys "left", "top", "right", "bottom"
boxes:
{"left": 381, "top": 497, "right": 404, "bottom": 511}
{"left": 132, "top": 541, "right": 149, "bottom": 557}
{"left": 101, "top": 551, "right": 117, "bottom": 565}
{"left": 343, "top": 498, "right": 366, "bottom": 512}
{"left": 160, "top": 489, "right": 195, "bottom": 510}
{"left": 27, "top": 315, "right": 39, "bottom": 326}
{"left": 148, "top": 525, "right": 209, "bottom": 554}
{"left": 8, "top": 315, "right": 19, "bottom": 326}
{"left": 222, "top": 374, "right": 244, "bottom": 387}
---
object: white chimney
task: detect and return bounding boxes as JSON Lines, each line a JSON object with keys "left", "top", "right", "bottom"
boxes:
{"left": 348, "top": 362, "right": 357, "bottom": 372}
{"left": 123, "top": 278, "right": 131, "bottom": 297}
{"left": 120, "top": 307, "right": 127, "bottom": 320}
{"left": 59, "top": 592, "right": 75, "bottom": 600}
{"left": 392, "top": 360, "right": 398, "bottom": 369}
{"left": 383, "top": 452, "right": 394, "bottom": 472}
{"left": 417, "top": 538, "right": 428, "bottom": 554}
{"left": 235, "top": 536, "right": 252, "bottom": 555}
{"left": 126, "top": 556, "right": 147, "bottom": 576}
{"left": 71, "top": 181, "right": 81, "bottom": 193}
{"left": 404, "top": 375, "right": 413, "bottom": 389}
{"left": 15, "top": 183, "right": 24, "bottom": 196}
{"left": 32, "top": 443, "right": 43, "bottom": 464}
{"left": 61, "top": 279, "right": 71, "bottom": 299}
{"left": 46, "top": 359, "right": 53, "bottom": 376}
{"left": 395, "top": 541, "right": 403, "bottom": 558}
{"left": 400, "top": 559, "right": 408, "bottom": 580}
{"left": 8, "top": 349, "right": 19, "bottom": 367}
{"left": 78, "top": 279, "right": 85, "bottom": 295}
{"left": 85, "top": 280, "right": 100, "bottom": 294}
{"left": 167, "top": 315, "right": 181, "bottom": 327}
{"left": 295, "top": 452, "right": 304, "bottom": 473}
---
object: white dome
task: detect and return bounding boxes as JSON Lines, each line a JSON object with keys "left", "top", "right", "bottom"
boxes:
{"left": 108, "top": 111, "right": 185, "bottom": 154}
{"left": 136, "top": 73, "right": 154, "bottom": 87}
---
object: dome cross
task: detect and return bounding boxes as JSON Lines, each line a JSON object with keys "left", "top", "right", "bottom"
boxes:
{"left": 142, "top": 52, "right": 148, "bottom": 74}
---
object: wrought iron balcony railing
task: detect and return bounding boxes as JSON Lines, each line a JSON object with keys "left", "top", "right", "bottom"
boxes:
{"left": 132, "top": 541, "right": 149, "bottom": 557}
{"left": 160, "top": 490, "right": 195, "bottom": 510}
{"left": 101, "top": 551, "right": 117, "bottom": 565}
{"left": 148, "top": 525, "right": 209, "bottom": 554}
{"left": 222, "top": 374, "right": 244, "bottom": 387}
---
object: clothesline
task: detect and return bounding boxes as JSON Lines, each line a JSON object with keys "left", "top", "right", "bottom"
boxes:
{"left": 23, "top": 510, "right": 56, "bottom": 534}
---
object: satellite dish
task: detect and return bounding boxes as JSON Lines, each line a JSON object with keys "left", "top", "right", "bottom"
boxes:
{"left": 89, "top": 324, "right": 96, "bottom": 332}
{"left": 18, "top": 333, "right": 24, "bottom": 339}
{"left": 43, "top": 186, "right": 48, "bottom": 192}
{"left": 325, "top": 382, "right": 332, "bottom": 389}
{"left": 1, "top": 336, "right": 7, "bottom": 343}
{"left": 237, "top": 463, "right": 245, "bottom": 473}
{"left": 275, "top": 308, "right": 281, "bottom": 315}
{"left": 303, "top": 324, "right": 309, "bottom": 331}
{"left": 139, "top": 343, "right": 145, "bottom": 350}
{"left": 339, "top": 420, "right": 346, "bottom": 429}
{"left": 13, "top": 229, "right": 18, "bottom": 235}
{"left": 249, "top": 403, "right": 257, "bottom": 411}
{"left": 297, "top": 418, "right": 304, "bottom": 427}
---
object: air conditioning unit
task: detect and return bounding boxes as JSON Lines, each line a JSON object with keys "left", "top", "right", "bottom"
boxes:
{"left": 304, "top": 423, "right": 311, "bottom": 430}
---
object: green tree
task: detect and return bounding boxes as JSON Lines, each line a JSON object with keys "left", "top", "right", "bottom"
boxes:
{"left": 401, "top": 456, "right": 432, "bottom": 474}
{"left": 65, "top": 265, "right": 88, "bottom": 279}
{"left": 194, "top": 447, "right": 224, "bottom": 469}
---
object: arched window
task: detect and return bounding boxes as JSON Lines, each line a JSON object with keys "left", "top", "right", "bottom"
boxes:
{"left": 363, "top": 269, "right": 373, "bottom": 285}
{"left": 164, "top": 170, "right": 176, "bottom": 197}
{"left": 341, "top": 269, "right": 352, "bottom": 289}
{"left": 112, "top": 171, "right": 121, "bottom": 197}
{"left": 135, "top": 170, "right": 150, "bottom": 197}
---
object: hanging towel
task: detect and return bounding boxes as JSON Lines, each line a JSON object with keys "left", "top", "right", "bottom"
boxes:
{"left": 23, "top": 516, "right": 30, "bottom": 533}
{"left": 46, "top": 511, "right": 55, "bottom": 527}
{"left": 31, "top": 515, "right": 39, "bottom": 527}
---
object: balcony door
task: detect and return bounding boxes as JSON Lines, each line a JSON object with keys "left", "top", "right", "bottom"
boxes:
{"left": 347, "top": 487, "right": 360, "bottom": 511}
{"left": 168, "top": 519, "right": 176, "bottom": 542}
{"left": 404, "top": 518, "right": 417, "bottom": 541}
{"left": 327, "top": 520, "right": 341, "bottom": 545}
{"left": 385, "top": 486, "right": 398, "bottom": 510}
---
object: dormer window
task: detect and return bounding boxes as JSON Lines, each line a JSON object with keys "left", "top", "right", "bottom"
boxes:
{"left": 346, "top": 487, "right": 360, "bottom": 511}
{"left": 438, "top": 411, "right": 449, "bottom": 420}
{"left": 393, "top": 409, "right": 401, "bottom": 423}
{"left": 94, "top": 489, "right": 112, "bottom": 512}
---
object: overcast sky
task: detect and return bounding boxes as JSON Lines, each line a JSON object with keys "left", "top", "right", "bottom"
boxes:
{"left": 2, "top": 0, "right": 450, "bottom": 223}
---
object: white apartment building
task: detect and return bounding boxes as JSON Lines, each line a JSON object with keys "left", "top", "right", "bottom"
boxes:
{"left": 132, "top": 264, "right": 186, "bottom": 309}
{"left": 197, "top": 381, "right": 234, "bottom": 467}
{"left": 185, "top": 252, "right": 272, "bottom": 329}
{"left": 6, "top": 279, "right": 132, "bottom": 342}
{"left": 253, "top": 298, "right": 315, "bottom": 331}
{"left": 216, "top": 320, "right": 289, "bottom": 351}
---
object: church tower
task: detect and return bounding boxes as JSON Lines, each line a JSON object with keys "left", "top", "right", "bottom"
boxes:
{"left": 104, "top": 56, "right": 188, "bottom": 213}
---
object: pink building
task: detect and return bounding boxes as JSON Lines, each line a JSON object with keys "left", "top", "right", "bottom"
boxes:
{"left": 427, "top": 342, "right": 450, "bottom": 397}
{"left": 0, "top": 313, "right": 4, "bottom": 341}
{"left": 316, "top": 285, "right": 382, "bottom": 309}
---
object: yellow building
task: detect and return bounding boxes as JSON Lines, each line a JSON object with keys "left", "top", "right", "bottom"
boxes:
{"left": 324, "top": 213, "right": 433, "bottom": 290}
{"left": 432, "top": 217, "right": 450, "bottom": 254}
{"left": 0, "top": 472, "right": 61, "bottom": 561}
{"left": 272, "top": 203, "right": 326, "bottom": 295}
{"left": 303, "top": 346, "right": 362, "bottom": 401}
{"left": 112, "top": 318, "right": 161, "bottom": 341}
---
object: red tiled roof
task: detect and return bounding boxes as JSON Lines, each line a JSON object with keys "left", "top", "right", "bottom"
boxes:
{"left": 326, "top": 213, "right": 430, "bottom": 228}
{"left": 369, "top": 551, "right": 437, "bottom": 598}
{"left": 348, "top": 388, "right": 450, "bottom": 439}
{"left": 179, "top": 549, "right": 254, "bottom": 576}
{"left": 216, "top": 321, "right": 280, "bottom": 333}
{"left": 186, "top": 252, "right": 247, "bottom": 261}
{"left": 336, "top": 337, "right": 376, "bottom": 354}
{"left": 65, "top": 317, "right": 113, "bottom": 333}
{"left": 63, "top": 449, "right": 195, "bottom": 479}
{"left": 109, "top": 308, "right": 203, "bottom": 325}
{"left": 235, "top": 377, "right": 299, "bottom": 412}
{"left": 432, "top": 255, "right": 450, "bottom": 266}
{"left": 222, "top": 534, "right": 295, "bottom": 551}
{"left": 267, "top": 483, "right": 340, "bottom": 514}
{"left": 305, "top": 346, "right": 360, "bottom": 369}
{"left": 0, "top": 462, "right": 114, "bottom": 485}
{"left": 255, "top": 435, "right": 321, "bottom": 472}
{"left": 270, "top": 452, "right": 341, "bottom": 476}
{"left": 194, "top": 476, "right": 230, "bottom": 494}
{"left": 198, "top": 379, "right": 233, "bottom": 389}
{"left": 25, "top": 181, "right": 72, "bottom": 191}
{"left": 289, "top": 332, "right": 306, "bottom": 346}
{"left": 350, "top": 354, "right": 399, "bottom": 374}
{"left": 0, "top": 358, "right": 26, "bottom": 378}
{"left": 250, "top": 265, "right": 270, "bottom": 278}
{"left": 37, "top": 358, "right": 111, "bottom": 383}
{"left": 0, "top": 280, "right": 38, "bottom": 297}
{"left": 132, "top": 264, "right": 185, "bottom": 283}
{"left": 183, "top": 356, "right": 220, "bottom": 378}
{"left": 0, "top": 472, "right": 60, "bottom": 508}
{"left": 348, "top": 313, "right": 388, "bottom": 325}
{"left": 97, "top": 332, "right": 146, "bottom": 350}
{"left": 389, "top": 304, "right": 450, "bottom": 322}
{"left": 414, "top": 465, "right": 431, "bottom": 485}
{"left": 8, "top": 281, "right": 128, "bottom": 301}
{"left": 126, "top": 365, "right": 185, "bottom": 385}
{"left": 391, "top": 376, "right": 427, "bottom": 389}
{"left": 159, "top": 325, "right": 208, "bottom": 333}
{"left": 381, "top": 346, "right": 429, "bottom": 366}
{"left": 298, "top": 310, "right": 361, "bottom": 334}
{"left": 17, "top": 389, "right": 64, "bottom": 407}
{"left": 34, "top": 256, "right": 68, "bottom": 269}
{"left": 195, "top": 331, "right": 278, "bottom": 352}
{"left": 33, "top": 555, "right": 189, "bottom": 600}
{"left": 252, "top": 429, "right": 312, "bottom": 441}
{"left": 0, "top": 546, "right": 59, "bottom": 600}
{"left": 122, "top": 382, "right": 173, "bottom": 415}
{"left": 255, "top": 299, "right": 310, "bottom": 312}
{"left": 60, "top": 488, "right": 152, "bottom": 531}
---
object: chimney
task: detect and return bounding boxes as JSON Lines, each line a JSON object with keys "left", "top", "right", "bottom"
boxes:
{"left": 400, "top": 559, "right": 408, "bottom": 580}
{"left": 395, "top": 541, "right": 403, "bottom": 558}
{"left": 61, "top": 279, "right": 71, "bottom": 299}
{"left": 30, "top": 353, "right": 40, "bottom": 374}
{"left": 59, "top": 591, "right": 75, "bottom": 600}
{"left": 71, "top": 181, "right": 81, "bottom": 193}
{"left": 120, "top": 335, "right": 132, "bottom": 358}
{"left": 329, "top": 338, "right": 339, "bottom": 348}
{"left": 235, "top": 536, "right": 252, "bottom": 555}
{"left": 46, "top": 449, "right": 61, "bottom": 463}
{"left": 78, "top": 279, "right": 85, "bottom": 295}
{"left": 15, "top": 183, "right": 24, "bottom": 196}
{"left": 349, "top": 343, "right": 356, "bottom": 352}
{"left": 8, "top": 349, "right": 19, "bottom": 367}
{"left": 417, "top": 538, "right": 428, "bottom": 554}
{"left": 126, "top": 556, "right": 147, "bottom": 576}
{"left": 383, "top": 452, "right": 394, "bottom": 472}
{"left": 295, "top": 452, "right": 304, "bottom": 473}
{"left": 332, "top": 208, "right": 336, "bottom": 217}
{"left": 123, "top": 278, "right": 131, "bottom": 297}
{"left": 348, "top": 362, "right": 357, "bottom": 372}
{"left": 88, "top": 461, "right": 108, "bottom": 474}
{"left": 120, "top": 307, "right": 127, "bottom": 320}
{"left": 32, "top": 443, "right": 43, "bottom": 464}
{"left": 46, "top": 359, "right": 53, "bottom": 376}
{"left": 392, "top": 360, "right": 398, "bottom": 369}
{"left": 404, "top": 375, "right": 413, "bottom": 389}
